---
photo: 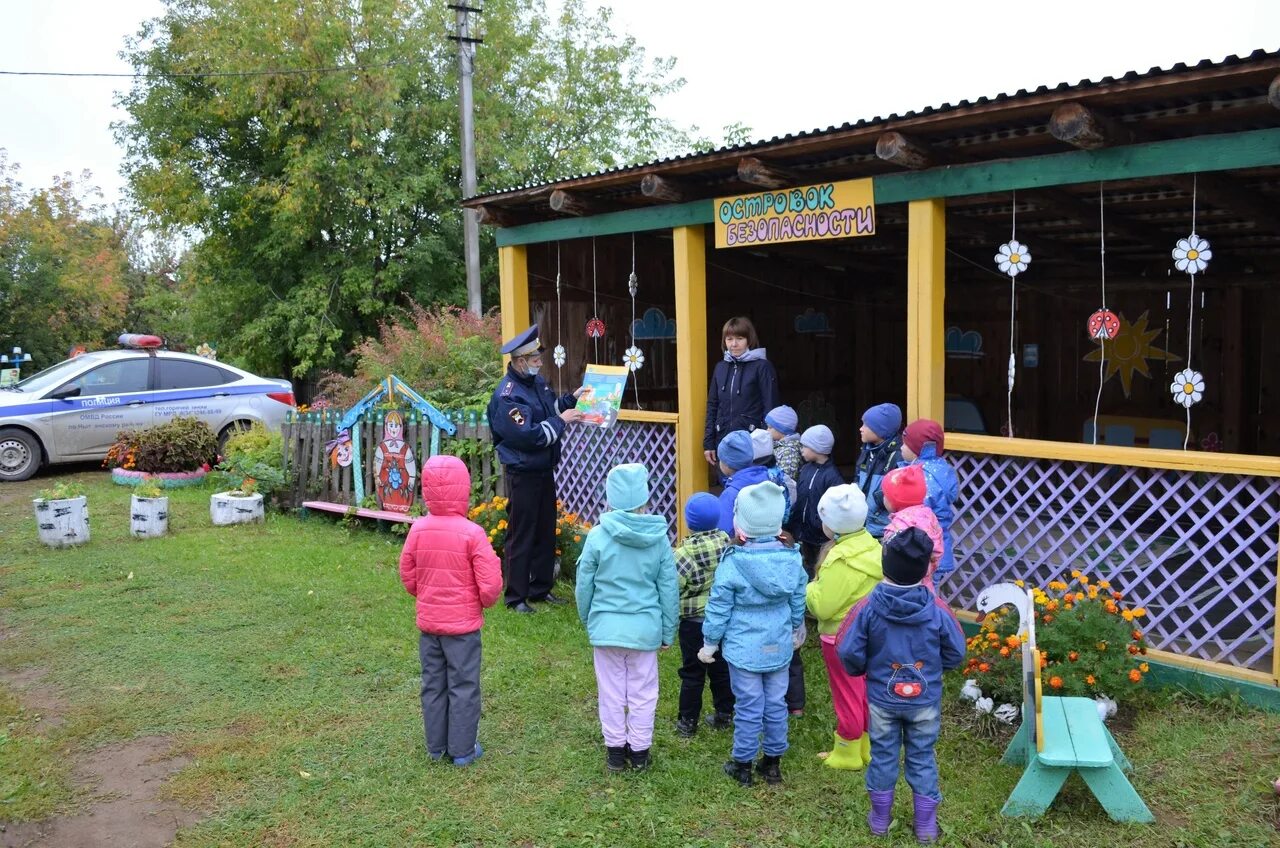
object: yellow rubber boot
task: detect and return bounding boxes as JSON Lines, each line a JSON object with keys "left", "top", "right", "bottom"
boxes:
{"left": 859, "top": 732, "right": 871, "bottom": 764}
{"left": 822, "top": 732, "right": 866, "bottom": 770}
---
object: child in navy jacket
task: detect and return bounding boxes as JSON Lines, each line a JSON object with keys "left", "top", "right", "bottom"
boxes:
{"left": 786, "top": 425, "right": 844, "bottom": 576}
{"left": 837, "top": 527, "right": 966, "bottom": 843}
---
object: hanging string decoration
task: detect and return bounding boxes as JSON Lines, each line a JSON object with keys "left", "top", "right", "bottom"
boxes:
{"left": 587, "top": 239, "right": 604, "bottom": 360}
{"left": 1169, "top": 177, "right": 1209, "bottom": 448}
{"left": 552, "top": 243, "right": 566, "bottom": 372}
{"left": 992, "top": 191, "right": 1030, "bottom": 437}
{"left": 1090, "top": 183, "right": 1108, "bottom": 445}
{"left": 622, "top": 234, "right": 644, "bottom": 408}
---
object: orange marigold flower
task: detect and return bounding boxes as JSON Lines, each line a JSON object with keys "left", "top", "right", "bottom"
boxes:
{"left": 573, "top": 535, "right": 581, "bottom": 542}
{"left": 1112, "top": 591, "right": 1124, "bottom": 600}
{"left": 1068, "top": 651, "right": 1079, "bottom": 661}
{"left": 1139, "top": 646, "right": 1148, "bottom": 655}
{"left": 1049, "top": 676, "right": 1063, "bottom": 689}
{"left": 978, "top": 662, "right": 990, "bottom": 673}
{"left": 1064, "top": 602, "right": 1074, "bottom": 611}
{"left": 1104, "top": 600, "right": 1118, "bottom": 614}
{"left": 1128, "top": 669, "right": 1142, "bottom": 683}
{"left": 1005, "top": 635, "right": 1021, "bottom": 648}
{"left": 555, "top": 528, "right": 562, "bottom": 536}
{"left": 987, "top": 632, "right": 1001, "bottom": 642}
{"left": 1046, "top": 600, "right": 1059, "bottom": 612}
{"left": 1042, "top": 614, "right": 1054, "bottom": 624}
{"left": 1085, "top": 674, "right": 1096, "bottom": 685}
{"left": 1132, "top": 630, "right": 1143, "bottom": 641}
{"left": 1127, "top": 644, "right": 1140, "bottom": 655}
{"left": 1039, "top": 654, "right": 1049, "bottom": 668}
{"left": 999, "top": 647, "right": 1011, "bottom": 657}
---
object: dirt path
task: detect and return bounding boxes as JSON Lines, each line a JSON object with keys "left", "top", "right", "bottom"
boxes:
{"left": 0, "top": 639, "right": 201, "bottom": 848}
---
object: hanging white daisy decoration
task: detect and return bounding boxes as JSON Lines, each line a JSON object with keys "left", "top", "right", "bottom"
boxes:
{"left": 1170, "top": 368, "right": 1205, "bottom": 408}
{"left": 994, "top": 240, "right": 1031, "bottom": 277}
{"left": 622, "top": 345, "right": 645, "bottom": 372}
{"left": 1172, "top": 233, "right": 1211, "bottom": 274}
{"left": 552, "top": 344, "right": 566, "bottom": 368}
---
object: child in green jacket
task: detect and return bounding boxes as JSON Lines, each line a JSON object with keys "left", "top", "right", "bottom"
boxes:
{"left": 805, "top": 483, "right": 882, "bottom": 770}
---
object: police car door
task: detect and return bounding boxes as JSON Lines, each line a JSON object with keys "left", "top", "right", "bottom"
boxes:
{"left": 152, "top": 357, "right": 238, "bottom": 430}
{"left": 45, "top": 356, "right": 154, "bottom": 458}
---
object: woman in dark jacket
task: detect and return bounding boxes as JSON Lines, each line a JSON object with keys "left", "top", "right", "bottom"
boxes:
{"left": 703, "top": 316, "right": 780, "bottom": 464}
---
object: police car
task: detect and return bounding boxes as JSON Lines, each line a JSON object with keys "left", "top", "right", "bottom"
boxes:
{"left": 0, "top": 338, "right": 294, "bottom": 482}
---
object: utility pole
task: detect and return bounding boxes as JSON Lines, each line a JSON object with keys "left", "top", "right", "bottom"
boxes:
{"left": 449, "top": 4, "right": 483, "bottom": 316}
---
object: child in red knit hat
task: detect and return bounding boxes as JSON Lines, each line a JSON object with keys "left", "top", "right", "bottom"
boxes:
{"left": 898, "top": 419, "right": 960, "bottom": 584}
{"left": 881, "top": 465, "right": 944, "bottom": 592}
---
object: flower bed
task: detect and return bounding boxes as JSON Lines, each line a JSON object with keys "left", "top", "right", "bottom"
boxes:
{"left": 111, "top": 467, "right": 208, "bottom": 488}
{"left": 469, "top": 496, "right": 591, "bottom": 580}
{"left": 960, "top": 570, "right": 1149, "bottom": 722}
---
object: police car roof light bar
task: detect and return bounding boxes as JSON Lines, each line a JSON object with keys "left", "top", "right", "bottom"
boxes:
{"left": 118, "top": 333, "right": 165, "bottom": 349}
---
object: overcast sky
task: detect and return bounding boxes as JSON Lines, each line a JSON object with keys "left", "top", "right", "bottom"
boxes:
{"left": 1, "top": 0, "right": 1276, "bottom": 210}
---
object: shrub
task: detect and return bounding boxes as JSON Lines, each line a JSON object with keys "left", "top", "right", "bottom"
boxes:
{"left": 468, "top": 496, "right": 592, "bottom": 581}
{"left": 319, "top": 305, "right": 503, "bottom": 412}
{"left": 962, "top": 571, "right": 1149, "bottom": 707}
{"left": 133, "top": 479, "right": 165, "bottom": 499}
{"left": 104, "top": 417, "right": 218, "bottom": 473}
{"left": 37, "top": 480, "right": 85, "bottom": 500}
{"left": 215, "top": 423, "right": 285, "bottom": 501}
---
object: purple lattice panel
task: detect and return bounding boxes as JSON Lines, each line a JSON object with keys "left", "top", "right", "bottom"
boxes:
{"left": 555, "top": 421, "right": 678, "bottom": 539}
{"left": 944, "top": 451, "right": 1280, "bottom": 673}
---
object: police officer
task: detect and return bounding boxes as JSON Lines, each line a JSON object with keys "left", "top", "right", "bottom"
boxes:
{"left": 488, "top": 326, "right": 584, "bottom": 613}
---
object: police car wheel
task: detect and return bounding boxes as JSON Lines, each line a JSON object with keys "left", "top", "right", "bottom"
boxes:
{"left": 217, "top": 420, "right": 252, "bottom": 455}
{"left": 0, "top": 428, "right": 41, "bottom": 482}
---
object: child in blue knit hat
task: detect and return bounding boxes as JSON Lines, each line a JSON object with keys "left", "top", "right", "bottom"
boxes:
{"left": 575, "top": 463, "right": 679, "bottom": 773}
{"left": 855, "top": 403, "right": 905, "bottom": 539}
{"left": 672, "top": 492, "right": 734, "bottom": 737}
{"left": 764, "top": 405, "right": 802, "bottom": 482}
{"left": 714, "top": 430, "right": 773, "bottom": 537}
{"left": 701, "top": 481, "right": 808, "bottom": 787}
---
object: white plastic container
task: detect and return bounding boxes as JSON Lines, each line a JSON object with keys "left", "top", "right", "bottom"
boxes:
{"left": 210, "top": 491, "right": 264, "bottom": 526}
{"left": 130, "top": 495, "right": 170, "bottom": 538}
{"left": 33, "top": 496, "right": 90, "bottom": 547}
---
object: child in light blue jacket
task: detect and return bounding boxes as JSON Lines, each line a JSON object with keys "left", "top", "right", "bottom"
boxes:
{"left": 700, "top": 481, "right": 807, "bottom": 787}
{"left": 576, "top": 463, "right": 679, "bottom": 773}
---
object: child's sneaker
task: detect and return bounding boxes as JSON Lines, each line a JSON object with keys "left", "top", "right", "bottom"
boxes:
{"left": 628, "top": 747, "right": 651, "bottom": 771}
{"left": 452, "top": 742, "right": 483, "bottom": 767}
{"left": 704, "top": 712, "right": 734, "bottom": 730}
{"left": 755, "top": 754, "right": 783, "bottom": 785}
{"left": 675, "top": 717, "right": 698, "bottom": 738}
{"left": 605, "top": 746, "right": 629, "bottom": 773}
{"left": 788, "top": 708, "right": 805, "bottom": 718}
{"left": 723, "top": 759, "right": 754, "bottom": 787}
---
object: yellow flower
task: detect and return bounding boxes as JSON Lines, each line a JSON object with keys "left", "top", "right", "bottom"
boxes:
{"left": 573, "top": 535, "right": 581, "bottom": 542}
{"left": 1079, "top": 574, "right": 1090, "bottom": 585}
{"left": 1139, "top": 662, "right": 1150, "bottom": 673}
{"left": 1096, "top": 641, "right": 1108, "bottom": 651}
{"left": 497, "top": 520, "right": 507, "bottom": 530}
{"left": 1121, "top": 609, "right": 1135, "bottom": 622}
{"left": 1097, "top": 580, "right": 1111, "bottom": 589}
{"left": 1014, "top": 579, "right": 1025, "bottom": 587}
{"left": 1070, "top": 570, "right": 1081, "bottom": 579}
{"left": 1133, "top": 607, "right": 1147, "bottom": 618}
{"left": 555, "top": 528, "right": 562, "bottom": 536}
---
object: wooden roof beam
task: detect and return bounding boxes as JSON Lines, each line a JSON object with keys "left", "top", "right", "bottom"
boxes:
{"left": 1048, "top": 101, "right": 1135, "bottom": 149}
{"left": 875, "top": 131, "right": 945, "bottom": 170}
{"left": 548, "top": 189, "right": 597, "bottom": 217}
{"left": 475, "top": 204, "right": 527, "bottom": 227}
{"left": 639, "top": 173, "right": 692, "bottom": 203}
{"left": 737, "top": 156, "right": 799, "bottom": 189}
{"left": 1270, "top": 73, "right": 1280, "bottom": 110}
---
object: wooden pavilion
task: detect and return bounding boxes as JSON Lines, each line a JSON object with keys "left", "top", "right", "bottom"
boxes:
{"left": 465, "top": 50, "right": 1280, "bottom": 695}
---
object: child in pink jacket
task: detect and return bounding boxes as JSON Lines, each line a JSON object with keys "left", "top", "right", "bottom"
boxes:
{"left": 398, "top": 455, "right": 503, "bottom": 766}
{"left": 880, "top": 465, "right": 944, "bottom": 594}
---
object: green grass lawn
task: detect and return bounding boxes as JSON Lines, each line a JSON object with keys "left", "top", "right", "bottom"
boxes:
{"left": 2, "top": 470, "right": 1278, "bottom": 847}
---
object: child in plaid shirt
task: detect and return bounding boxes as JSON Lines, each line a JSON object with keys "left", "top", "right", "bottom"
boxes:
{"left": 673, "top": 492, "right": 734, "bottom": 737}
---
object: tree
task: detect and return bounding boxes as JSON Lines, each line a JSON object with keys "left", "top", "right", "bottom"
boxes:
{"left": 117, "top": 0, "right": 700, "bottom": 381}
{"left": 0, "top": 152, "right": 131, "bottom": 370}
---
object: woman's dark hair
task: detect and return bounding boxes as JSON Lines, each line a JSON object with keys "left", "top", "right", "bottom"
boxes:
{"left": 721, "top": 316, "right": 759, "bottom": 350}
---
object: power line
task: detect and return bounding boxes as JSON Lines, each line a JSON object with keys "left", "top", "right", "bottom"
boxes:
{"left": 0, "top": 60, "right": 417, "bottom": 80}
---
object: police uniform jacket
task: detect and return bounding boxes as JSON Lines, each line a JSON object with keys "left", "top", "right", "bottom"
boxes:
{"left": 487, "top": 365, "right": 577, "bottom": 473}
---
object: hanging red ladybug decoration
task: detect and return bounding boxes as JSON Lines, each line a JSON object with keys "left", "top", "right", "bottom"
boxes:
{"left": 586, "top": 317, "right": 606, "bottom": 338}
{"left": 1087, "top": 309, "right": 1120, "bottom": 340}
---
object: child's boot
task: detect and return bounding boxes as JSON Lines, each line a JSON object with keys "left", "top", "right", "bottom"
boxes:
{"left": 820, "top": 732, "right": 867, "bottom": 770}
{"left": 675, "top": 717, "right": 698, "bottom": 738}
{"left": 755, "top": 754, "right": 783, "bottom": 785}
{"left": 628, "top": 747, "right": 651, "bottom": 771}
{"left": 867, "top": 789, "right": 894, "bottom": 835}
{"left": 860, "top": 732, "right": 871, "bottom": 763}
{"left": 912, "top": 793, "right": 939, "bottom": 843}
{"left": 705, "top": 711, "right": 733, "bottom": 730}
{"left": 452, "top": 742, "right": 483, "bottom": 767}
{"left": 723, "top": 759, "right": 753, "bottom": 786}
{"left": 605, "top": 746, "right": 629, "bottom": 773}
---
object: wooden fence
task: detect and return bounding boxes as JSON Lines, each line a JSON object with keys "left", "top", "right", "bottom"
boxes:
{"left": 280, "top": 409, "right": 501, "bottom": 509}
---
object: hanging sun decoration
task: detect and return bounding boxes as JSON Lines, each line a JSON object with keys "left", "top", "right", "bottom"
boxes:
{"left": 1169, "top": 178, "right": 1208, "bottom": 448}
{"left": 992, "top": 194, "right": 1029, "bottom": 437}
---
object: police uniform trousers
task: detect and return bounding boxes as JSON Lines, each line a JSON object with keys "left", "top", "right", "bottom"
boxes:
{"left": 503, "top": 470, "right": 558, "bottom": 606}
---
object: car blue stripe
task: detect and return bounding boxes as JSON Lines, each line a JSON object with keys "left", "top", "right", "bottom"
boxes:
{"left": 0, "top": 383, "right": 287, "bottom": 419}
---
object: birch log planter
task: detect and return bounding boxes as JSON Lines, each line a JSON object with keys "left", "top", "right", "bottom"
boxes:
{"left": 33, "top": 496, "right": 90, "bottom": 547}
{"left": 210, "top": 491, "right": 264, "bottom": 526}
{"left": 130, "top": 495, "right": 170, "bottom": 538}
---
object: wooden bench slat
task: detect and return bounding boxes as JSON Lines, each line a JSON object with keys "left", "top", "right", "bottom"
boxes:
{"left": 1058, "top": 697, "right": 1114, "bottom": 768}
{"left": 1034, "top": 697, "right": 1079, "bottom": 767}
{"left": 302, "top": 500, "right": 417, "bottom": 524}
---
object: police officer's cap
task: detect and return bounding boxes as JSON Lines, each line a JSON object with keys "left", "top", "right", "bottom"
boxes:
{"left": 501, "top": 326, "right": 543, "bottom": 357}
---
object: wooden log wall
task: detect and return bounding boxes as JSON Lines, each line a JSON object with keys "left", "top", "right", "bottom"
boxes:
{"left": 280, "top": 410, "right": 502, "bottom": 509}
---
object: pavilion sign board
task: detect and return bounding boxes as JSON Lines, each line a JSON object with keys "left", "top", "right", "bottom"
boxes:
{"left": 714, "top": 177, "right": 875, "bottom": 248}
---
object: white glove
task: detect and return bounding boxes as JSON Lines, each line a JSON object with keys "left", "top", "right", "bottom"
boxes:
{"left": 792, "top": 622, "right": 807, "bottom": 649}
{"left": 697, "top": 644, "right": 719, "bottom": 664}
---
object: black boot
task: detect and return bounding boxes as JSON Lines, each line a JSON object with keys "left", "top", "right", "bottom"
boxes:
{"left": 705, "top": 712, "right": 734, "bottom": 730}
{"left": 628, "top": 747, "right": 651, "bottom": 771}
{"left": 605, "top": 746, "right": 629, "bottom": 773}
{"left": 756, "top": 754, "right": 783, "bottom": 785}
{"left": 723, "top": 759, "right": 754, "bottom": 787}
{"left": 675, "top": 717, "right": 698, "bottom": 738}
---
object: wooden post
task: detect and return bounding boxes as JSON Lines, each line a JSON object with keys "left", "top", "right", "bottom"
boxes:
{"left": 499, "top": 244, "right": 531, "bottom": 347}
{"left": 906, "top": 198, "right": 946, "bottom": 424}
{"left": 673, "top": 224, "right": 709, "bottom": 538}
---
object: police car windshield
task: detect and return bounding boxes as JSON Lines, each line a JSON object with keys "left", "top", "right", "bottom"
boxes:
{"left": 13, "top": 355, "right": 107, "bottom": 393}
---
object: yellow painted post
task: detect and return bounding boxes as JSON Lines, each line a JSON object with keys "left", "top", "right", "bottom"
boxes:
{"left": 498, "top": 244, "right": 531, "bottom": 349}
{"left": 906, "top": 198, "right": 946, "bottom": 423}
{"left": 1273, "top": 525, "right": 1280, "bottom": 686}
{"left": 673, "top": 225, "right": 709, "bottom": 538}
